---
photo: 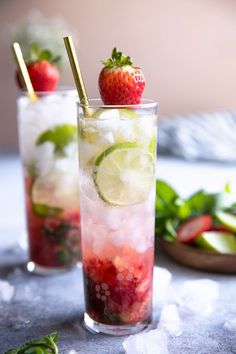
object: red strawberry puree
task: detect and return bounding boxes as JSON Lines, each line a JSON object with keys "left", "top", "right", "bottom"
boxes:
{"left": 82, "top": 246, "right": 154, "bottom": 325}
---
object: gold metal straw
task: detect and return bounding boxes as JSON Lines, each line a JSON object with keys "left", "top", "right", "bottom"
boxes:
{"left": 63, "top": 36, "right": 93, "bottom": 117}
{"left": 12, "top": 42, "right": 37, "bottom": 102}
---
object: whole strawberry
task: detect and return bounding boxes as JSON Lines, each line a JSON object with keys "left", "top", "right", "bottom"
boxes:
{"left": 99, "top": 48, "right": 145, "bottom": 105}
{"left": 16, "top": 43, "right": 60, "bottom": 92}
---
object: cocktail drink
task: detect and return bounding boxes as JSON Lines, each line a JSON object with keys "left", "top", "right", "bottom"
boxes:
{"left": 78, "top": 99, "right": 157, "bottom": 335}
{"left": 17, "top": 90, "right": 81, "bottom": 274}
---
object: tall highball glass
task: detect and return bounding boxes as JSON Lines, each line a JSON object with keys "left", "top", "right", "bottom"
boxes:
{"left": 17, "top": 89, "right": 81, "bottom": 275}
{"left": 78, "top": 99, "right": 157, "bottom": 335}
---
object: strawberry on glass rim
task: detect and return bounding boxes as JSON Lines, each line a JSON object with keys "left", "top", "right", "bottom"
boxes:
{"left": 98, "top": 47, "right": 146, "bottom": 105}
{"left": 16, "top": 43, "right": 60, "bottom": 92}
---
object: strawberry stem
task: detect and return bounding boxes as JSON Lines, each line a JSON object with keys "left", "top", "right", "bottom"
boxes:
{"left": 28, "top": 43, "right": 61, "bottom": 67}
{"left": 102, "top": 47, "right": 132, "bottom": 68}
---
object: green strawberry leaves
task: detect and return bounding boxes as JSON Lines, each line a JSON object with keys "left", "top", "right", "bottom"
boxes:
{"left": 5, "top": 332, "right": 59, "bottom": 354}
{"left": 102, "top": 47, "right": 133, "bottom": 68}
{"left": 29, "top": 43, "right": 61, "bottom": 67}
{"left": 36, "top": 124, "right": 77, "bottom": 155}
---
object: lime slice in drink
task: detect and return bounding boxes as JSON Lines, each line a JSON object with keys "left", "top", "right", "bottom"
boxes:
{"left": 32, "top": 168, "right": 79, "bottom": 213}
{"left": 93, "top": 142, "right": 155, "bottom": 206}
{"left": 195, "top": 231, "right": 236, "bottom": 254}
{"left": 216, "top": 211, "right": 236, "bottom": 232}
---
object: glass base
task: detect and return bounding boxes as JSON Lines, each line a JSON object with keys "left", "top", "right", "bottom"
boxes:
{"left": 84, "top": 313, "right": 148, "bottom": 336}
{"left": 26, "top": 261, "right": 78, "bottom": 275}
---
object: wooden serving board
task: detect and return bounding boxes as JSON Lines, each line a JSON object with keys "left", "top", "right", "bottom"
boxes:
{"left": 159, "top": 238, "right": 236, "bottom": 274}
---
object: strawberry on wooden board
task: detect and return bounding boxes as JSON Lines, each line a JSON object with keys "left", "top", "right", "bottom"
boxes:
{"left": 16, "top": 43, "right": 61, "bottom": 92}
{"left": 98, "top": 47, "right": 145, "bottom": 105}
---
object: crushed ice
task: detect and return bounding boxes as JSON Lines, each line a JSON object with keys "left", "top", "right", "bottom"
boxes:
{"left": 158, "top": 304, "right": 182, "bottom": 337}
{"left": 175, "top": 279, "right": 219, "bottom": 315}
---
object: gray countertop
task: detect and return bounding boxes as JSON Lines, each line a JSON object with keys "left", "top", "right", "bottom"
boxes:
{"left": 0, "top": 155, "right": 236, "bottom": 353}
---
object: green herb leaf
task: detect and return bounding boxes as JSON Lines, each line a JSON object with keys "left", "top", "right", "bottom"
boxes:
{"left": 5, "top": 332, "right": 59, "bottom": 354}
{"left": 155, "top": 178, "right": 236, "bottom": 245}
{"left": 28, "top": 43, "right": 61, "bottom": 66}
{"left": 39, "top": 50, "right": 53, "bottom": 61}
{"left": 36, "top": 124, "right": 77, "bottom": 154}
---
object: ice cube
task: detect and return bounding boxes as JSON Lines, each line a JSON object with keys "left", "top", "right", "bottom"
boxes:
{"left": 153, "top": 267, "right": 172, "bottom": 305}
{"left": 159, "top": 304, "right": 183, "bottom": 337}
{"left": 0, "top": 280, "right": 14, "bottom": 303}
{"left": 35, "top": 142, "right": 55, "bottom": 175}
{"left": 123, "top": 328, "right": 168, "bottom": 354}
{"left": 224, "top": 317, "right": 236, "bottom": 331}
{"left": 175, "top": 279, "right": 219, "bottom": 315}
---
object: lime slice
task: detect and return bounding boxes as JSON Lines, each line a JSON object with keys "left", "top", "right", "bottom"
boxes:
{"left": 195, "top": 231, "right": 236, "bottom": 254}
{"left": 32, "top": 168, "right": 79, "bottom": 212}
{"left": 93, "top": 142, "right": 155, "bottom": 206}
{"left": 216, "top": 211, "right": 236, "bottom": 232}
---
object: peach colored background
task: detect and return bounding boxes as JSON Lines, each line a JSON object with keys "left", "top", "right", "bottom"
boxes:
{"left": 1, "top": 0, "right": 236, "bottom": 151}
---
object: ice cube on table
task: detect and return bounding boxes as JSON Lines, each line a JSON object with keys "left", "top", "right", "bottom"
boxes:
{"left": 153, "top": 267, "right": 172, "bottom": 305}
{"left": 123, "top": 328, "right": 168, "bottom": 354}
{"left": 224, "top": 317, "right": 236, "bottom": 331}
{"left": 0, "top": 280, "right": 14, "bottom": 303}
{"left": 175, "top": 279, "right": 219, "bottom": 315}
{"left": 159, "top": 304, "right": 183, "bottom": 337}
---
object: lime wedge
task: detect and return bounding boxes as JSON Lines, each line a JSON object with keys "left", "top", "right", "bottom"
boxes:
{"left": 216, "top": 211, "right": 236, "bottom": 232}
{"left": 119, "top": 109, "right": 137, "bottom": 119}
{"left": 195, "top": 231, "right": 236, "bottom": 254}
{"left": 93, "top": 108, "right": 137, "bottom": 120}
{"left": 93, "top": 142, "right": 155, "bottom": 206}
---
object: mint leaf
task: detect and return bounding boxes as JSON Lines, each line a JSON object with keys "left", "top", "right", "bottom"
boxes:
{"left": 39, "top": 50, "right": 53, "bottom": 62}
{"left": 156, "top": 179, "right": 179, "bottom": 216}
{"left": 36, "top": 124, "right": 77, "bottom": 154}
{"left": 5, "top": 332, "right": 59, "bottom": 354}
{"left": 32, "top": 203, "right": 63, "bottom": 218}
{"left": 185, "top": 190, "right": 220, "bottom": 216}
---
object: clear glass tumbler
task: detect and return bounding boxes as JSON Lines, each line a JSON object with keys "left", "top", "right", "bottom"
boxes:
{"left": 17, "top": 89, "right": 81, "bottom": 275}
{"left": 78, "top": 99, "right": 157, "bottom": 335}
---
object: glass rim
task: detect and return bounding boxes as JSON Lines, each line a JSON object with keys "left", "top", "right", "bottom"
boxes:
{"left": 18, "top": 86, "right": 78, "bottom": 97}
{"left": 77, "top": 98, "right": 157, "bottom": 109}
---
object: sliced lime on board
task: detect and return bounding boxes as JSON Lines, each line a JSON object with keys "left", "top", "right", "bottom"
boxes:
{"left": 195, "top": 231, "right": 236, "bottom": 254}
{"left": 93, "top": 142, "right": 155, "bottom": 206}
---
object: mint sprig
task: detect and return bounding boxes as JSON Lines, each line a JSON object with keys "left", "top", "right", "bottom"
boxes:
{"left": 5, "top": 332, "right": 59, "bottom": 354}
{"left": 102, "top": 47, "right": 133, "bottom": 68}
{"left": 155, "top": 180, "right": 236, "bottom": 242}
